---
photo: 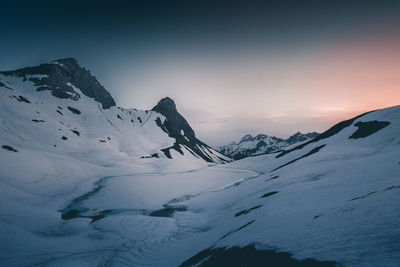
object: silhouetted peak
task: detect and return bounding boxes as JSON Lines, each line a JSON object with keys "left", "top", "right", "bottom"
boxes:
{"left": 153, "top": 97, "right": 177, "bottom": 113}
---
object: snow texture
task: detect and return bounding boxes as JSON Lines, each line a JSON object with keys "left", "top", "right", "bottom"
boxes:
{"left": 1, "top": 61, "right": 399, "bottom": 266}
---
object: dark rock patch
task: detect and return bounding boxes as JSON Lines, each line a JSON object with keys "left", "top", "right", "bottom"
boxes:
{"left": 137, "top": 116, "right": 142, "bottom": 123}
{"left": 117, "top": 114, "right": 122, "bottom": 120}
{"left": 67, "top": 106, "right": 81, "bottom": 114}
{"left": 57, "top": 106, "right": 62, "bottom": 110}
{"left": 349, "top": 120, "right": 390, "bottom": 139}
{"left": 90, "top": 214, "right": 106, "bottom": 223}
{"left": 161, "top": 142, "right": 184, "bottom": 158}
{"left": 261, "top": 191, "right": 279, "bottom": 198}
{"left": 13, "top": 95, "right": 31, "bottom": 103}
{"left": 32, "top": 119, "right": 45, "bottom": 123}
{"left": 141, "top": 153, "right": 159, "bottom": 159}
{"left": 349, "top": 191, "right": 378, "bottom": 201}
{"left": 61, "top": 136, "right": 68, "bottom": 140}
{"left": 266, "top": 175, "right": 279, "bottom": 182}
{"left": 2, "top": 145, "right": 18, "bottom": 152}
{"left": 99, "top": 140, "right": 106, "bottom": 143}
{"left": 219, "top": 220, "right": 256, "bottom": 240}
{"left": 386, "top": 185, "right": 400, "bottom": 191}
{"left": 276, "top": 111, "right": 374, "bottom": 158}
{"left": 70, "top": 130, "right": 80, "bottom": 136}
{"left": 155, "top": 117, "right": 168, "bottom": 133}
{"left": 235, "top": 205, "right": 263, "bottom": 217}
{"left": 179, "top": 245, "right": 336, "bottom": 267}
{"left": 56, "top": 110, "right": 63, "bottom": 115}
{"left": 272, "top": 145, "right": 326, "bottom": 172}
{"left": 131, "top": 119, "right": 134, "bottom": 123}
{"left": 313, "top": 214, "right": 324, "bottom": 219}
{"left": 0, "top": 81, "right": 12, "bottom": 90}
{"left": 61, "top": 209, "right": 81, "bottom": 220}
{"left": 107, "top": 136, "right": 111, "bottom": 140}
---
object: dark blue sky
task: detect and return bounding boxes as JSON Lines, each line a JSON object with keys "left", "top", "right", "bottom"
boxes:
{"left": 2, "top": 0, "right": 399, "bottom": 72}
{"left": 2, "top": 0, "right": 400, "bottom": 145}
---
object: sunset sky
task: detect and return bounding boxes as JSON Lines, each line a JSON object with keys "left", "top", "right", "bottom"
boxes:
{"left": 1, "top": 0, "right": 400, "bottom": 146}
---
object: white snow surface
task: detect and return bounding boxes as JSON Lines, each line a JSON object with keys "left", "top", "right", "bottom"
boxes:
{"left": 0, "top": 73, "right": 400, "bottom": 266}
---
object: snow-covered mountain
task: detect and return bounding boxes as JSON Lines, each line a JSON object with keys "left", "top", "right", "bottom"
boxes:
{"left": 1, "top": 58, "right": 399, "bottom": 267}
{"left": 219, "top": 132, "right": 319, "bottom": 160}
{"left": 0, "top": 58, "right": 230, "bottom": 164}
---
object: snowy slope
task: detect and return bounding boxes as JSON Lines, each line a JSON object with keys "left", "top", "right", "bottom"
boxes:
{"left": 219, "top": 132, "right": 319, "bottom": 160}
{"left": 0, "top": 58, "right": 399, "bottom": 266}
{"left": 1, "top": 102, "right": 398, "bottom": 266}
{"left": 0, "top": 58, "right": 230, "bottom": 164}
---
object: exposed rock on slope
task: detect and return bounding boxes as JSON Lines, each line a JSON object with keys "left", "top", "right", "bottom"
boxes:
{"left": 0, "top": 58, "right": 228, "bottom": 163}
{"left": 153, "top": 97, "right": 231, "bottom": 163}
{"left": 1, "top": 57, "right": 116, "bottom": 109}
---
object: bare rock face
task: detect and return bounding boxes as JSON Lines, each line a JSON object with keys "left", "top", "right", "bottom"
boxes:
{"left": 152, "top": 97, "right": 230, "bottom": 163}
{"left": 1, "top": 57, "right": 116, "bottom": 109}
{"left": 152, "top": 97, "right": 195, "bottom": 141}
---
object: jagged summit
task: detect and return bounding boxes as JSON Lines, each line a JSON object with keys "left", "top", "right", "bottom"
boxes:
{"left": 219, "top": 131, "right": 319, "bottom": 160}
{"left": 1, "top": 57, "right": 116, "bottom": 109}
{"left": 152, "top": 97, "right": 230, "bottom": 163}
{"left": 286, "top": 131, "right": 319, "bottom": 144}
{"left": 152, "top": 97, "right": 196, "bottom": 141}
{"left": 153, "top": 97, "right": 177, "bottom": 112}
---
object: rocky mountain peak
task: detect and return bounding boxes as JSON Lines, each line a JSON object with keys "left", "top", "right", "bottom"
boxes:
{"left": 1, "top": 57, "right": 116, "bottom": 109}
{"left": 152, "top": 97, "right": 177, "bottom": 114}
{"left": 151, "top": 97, "right": 230, "bottom": 163}
{"left": 240, "top": 134, "right": 253, "bottom": 143}
{"left": 152, "top": 97, "right": 195, "bottom": 141}
{"left": 286, "top": 131, "right": 319, "bottom": 144}
{"left": 53, "top": 57, "right": 80, "bottom": 66}
{"left": 152, "top": 97, "right": 196, "bottom": 141}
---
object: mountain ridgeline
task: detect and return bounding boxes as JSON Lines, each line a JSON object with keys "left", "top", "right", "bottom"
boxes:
{"left": 0, "top": 58, "right": 230, "bottom": 163}
{"left": 1, "top": 58, "right": 116, "bottom": 109}
{"left": 219, "top": 132, "right": 319, "bottom": 160}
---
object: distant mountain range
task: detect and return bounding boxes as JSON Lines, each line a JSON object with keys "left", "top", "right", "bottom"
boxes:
{"left": 0, "top": 58, "right": 231, "bottom": 164}
{"left": 219, "top": 132, "right": 319, "bottom": 160}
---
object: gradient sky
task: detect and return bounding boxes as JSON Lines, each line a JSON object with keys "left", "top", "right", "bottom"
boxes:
{"left": 1, "top": 0, "right": 400, "bottom": 146}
